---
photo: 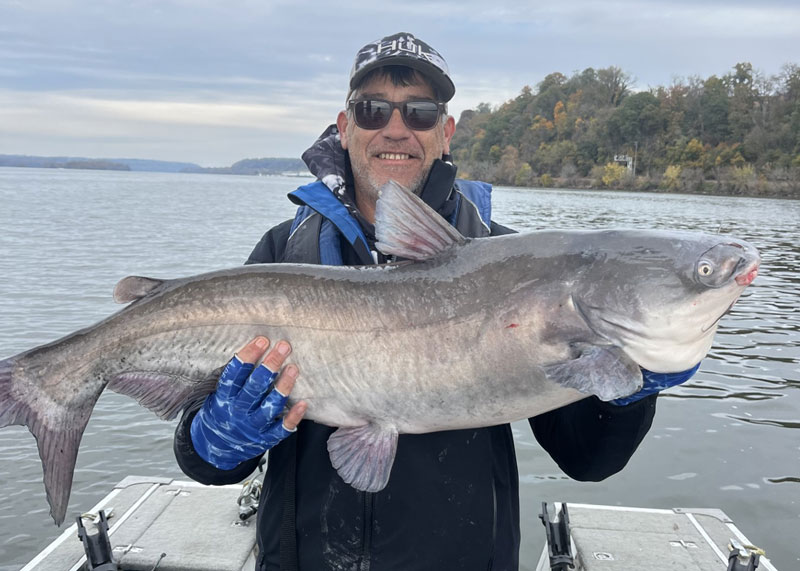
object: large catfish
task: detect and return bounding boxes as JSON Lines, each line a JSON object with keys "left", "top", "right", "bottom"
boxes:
{"left": 0, "top": 181, "right": 760, "bottom": 525}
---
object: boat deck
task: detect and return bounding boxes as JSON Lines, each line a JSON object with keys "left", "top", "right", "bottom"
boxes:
{"left": 22, "top": 476, "right": 257, "bottom": 571}
{"left": 22, "top": 476, "right": 779, "bottom": 570}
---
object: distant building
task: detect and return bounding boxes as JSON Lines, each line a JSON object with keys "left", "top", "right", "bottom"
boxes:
{"left": 613, "top": 154, "right": 633, "bottom": 173}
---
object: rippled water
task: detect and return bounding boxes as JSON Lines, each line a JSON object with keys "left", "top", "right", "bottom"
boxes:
{"left": 0, "top": 168, "right": 797, "bottom": 570}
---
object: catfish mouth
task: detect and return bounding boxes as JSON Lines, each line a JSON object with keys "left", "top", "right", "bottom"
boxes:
{"left": 701, "top": 260, "right": 758, "bottom": 332}
{"left": 735, "top": 260, "right": 759, "bottom": 286}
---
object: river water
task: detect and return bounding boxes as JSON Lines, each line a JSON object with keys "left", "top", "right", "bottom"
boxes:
{"left": 0, "top": 167, "right": 797, "bottom": 570}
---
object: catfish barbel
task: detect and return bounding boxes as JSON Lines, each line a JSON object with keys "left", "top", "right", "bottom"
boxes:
{"left": 0, "top": 181, "right": 760, "bottom": 525}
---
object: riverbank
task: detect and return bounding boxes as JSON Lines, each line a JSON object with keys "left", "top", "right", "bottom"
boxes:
{"left": 485, "top": 173, "right": 800, "bottom": 200}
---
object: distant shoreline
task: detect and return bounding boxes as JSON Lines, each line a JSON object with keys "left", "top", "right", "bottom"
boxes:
{"left": 0, "top": 154, "right": 310, "bottom": 177}
{"left": 493, "top": 175, "right": 800, "bottom": 200}
{"left": 0, "top": 164, "right": 315, "bottom": 178}
{"left": 4, "top": 163, "right": 795, "bottom": 201}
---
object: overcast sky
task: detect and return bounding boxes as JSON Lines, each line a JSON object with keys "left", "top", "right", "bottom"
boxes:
{"left": 1, "top": 0, "right": 798, "bottom": 166}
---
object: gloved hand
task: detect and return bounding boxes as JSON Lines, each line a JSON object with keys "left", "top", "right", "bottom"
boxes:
{"left": 191, "top": 337, "right": 307, "bottom": 469}
{"left": 610, "top": 362, "right": 701, "bottom": 406}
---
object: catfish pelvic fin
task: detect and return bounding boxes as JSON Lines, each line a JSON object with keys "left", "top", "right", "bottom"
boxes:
{"left": 327, "top": 423, "right": 399, "bottom": 492}
{"left": 113, "top": 276, "right": 165, "bottom": 304}
{"left": 374, "top": 180, "right": 466, "bottom": 261}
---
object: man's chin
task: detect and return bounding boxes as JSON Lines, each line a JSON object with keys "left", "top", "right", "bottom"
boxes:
{"left": 370, "top": 173, "right": 427, "bottom": 196}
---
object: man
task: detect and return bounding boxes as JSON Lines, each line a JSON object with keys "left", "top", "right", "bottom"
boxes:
{"left": 174, "top": 33, "right": 697, "bottom": 570}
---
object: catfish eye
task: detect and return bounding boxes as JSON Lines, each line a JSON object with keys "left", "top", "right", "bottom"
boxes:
{"left": 698, "top": 261, "right": 714, "bottom": 277}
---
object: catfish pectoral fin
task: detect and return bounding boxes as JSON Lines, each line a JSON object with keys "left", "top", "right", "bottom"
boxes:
{"left": 327, "top": 423, "right": 399, "bottom": 493}
{"left": 542, "top": 344, "right": 643, "bottom": 402}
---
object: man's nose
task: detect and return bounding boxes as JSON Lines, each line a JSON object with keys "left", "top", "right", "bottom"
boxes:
{"left": 382, "top": 107, "right": 410, "bottom": 137}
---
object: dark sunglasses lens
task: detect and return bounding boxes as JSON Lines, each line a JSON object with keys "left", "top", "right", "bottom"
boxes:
{"left": 354, "top": 100, "right": 392, "bottom": 129}
{"left": 352, "top": 100, "right": 441, "bottom": 130}
{"left": 403, "top": 101, "right": 440, "bottom": 130}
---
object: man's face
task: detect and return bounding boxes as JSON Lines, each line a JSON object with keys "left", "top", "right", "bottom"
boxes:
{"left": 337, "top": 73, "right": 456, "bottom": 215}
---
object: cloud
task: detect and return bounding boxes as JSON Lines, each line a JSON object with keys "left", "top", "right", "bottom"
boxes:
{"left": 0, "top": 0, "right": 798, "bottom": 164}
{"left": 0, "top": 88, "right": 342, "bottom": 164}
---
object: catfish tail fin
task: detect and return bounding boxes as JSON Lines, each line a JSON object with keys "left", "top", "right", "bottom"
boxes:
{"left": 0, "top": 355, "right": 100, "bottom": 526}
{"left": 0, "top": 357, "right": 24, "bottom": 427}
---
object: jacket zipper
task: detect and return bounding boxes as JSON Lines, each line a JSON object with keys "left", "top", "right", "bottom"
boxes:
{"left": 486, "top": 477, "right": 497, "bottom": 570}
{"left": 359, "top": 491, "right": 374, "bottom": 571}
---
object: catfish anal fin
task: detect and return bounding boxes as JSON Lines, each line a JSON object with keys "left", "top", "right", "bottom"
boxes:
{"left": 108, "top": 369, "right": 218, "bottom": 420}
{"left": 327, "top": 424, "right": 399, "bottom": 492}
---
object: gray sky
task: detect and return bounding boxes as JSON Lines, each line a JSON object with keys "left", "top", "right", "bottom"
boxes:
{"left": 1, "top": 0, "right": 798, "bottom": 166}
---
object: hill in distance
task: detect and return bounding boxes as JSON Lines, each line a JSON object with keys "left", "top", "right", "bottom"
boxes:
{"left": 0, "top": 154, "right": 310, "bottom": 176}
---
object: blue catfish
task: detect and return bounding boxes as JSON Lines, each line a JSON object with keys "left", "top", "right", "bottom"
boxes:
{"left": 0, "top": 181, "right": 760, "bottom": 525}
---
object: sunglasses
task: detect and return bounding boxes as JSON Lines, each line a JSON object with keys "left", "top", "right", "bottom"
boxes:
{"left": 347, "top": 99, "right": 446, "bottom": 131}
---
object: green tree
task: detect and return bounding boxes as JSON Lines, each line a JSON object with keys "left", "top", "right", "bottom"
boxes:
{"left": 727, "top": 62, "right": 756, "bottom": 143}
{"left": 515, "top": 163, "right": 534, "bottom": 186}
{"left": 597, "top": 67, "right": 633, "bottom": 107}
{"left": 699, "top": 76, "right": 730, "bottom": 144}
{"left": 497, "top": 146, "right": 521, "bottom": 185}
{"left": 489, "top": 144, "right": 503, "bottom": 164}
{"left": 606, "top": 91, "right": 668, "bottom": 174}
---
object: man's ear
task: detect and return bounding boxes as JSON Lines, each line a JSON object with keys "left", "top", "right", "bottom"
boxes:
{"left": 443, "top": 115, "right": 456, "bottom": 154}
{"left": 337, "top": 111, "right": 349, "bottom": 150}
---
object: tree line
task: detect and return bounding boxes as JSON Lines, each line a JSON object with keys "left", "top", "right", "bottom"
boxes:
{"left": 450, "top": 63, "right": 800, "bottom": 198}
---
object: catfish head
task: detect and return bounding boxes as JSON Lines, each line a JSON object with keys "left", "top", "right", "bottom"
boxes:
{"left": 568, "top": 230, "right": 760, "bottom": 373}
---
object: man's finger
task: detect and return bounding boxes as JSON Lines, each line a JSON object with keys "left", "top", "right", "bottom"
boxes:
{"left": 283, "top": 401, "right": 308, "bottom": 432}
{"left": 261, "top": 340, "right": 292, "bottom": 372}
{"left": 236, "top": 336, "right": 270, "bottom": 364}
{"left": 274, "top": 364, "right": 299, "bottom": 395}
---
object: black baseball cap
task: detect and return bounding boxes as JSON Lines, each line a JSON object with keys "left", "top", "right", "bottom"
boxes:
{"left": 348, "top": 32, "right": 455, "bottom": 102}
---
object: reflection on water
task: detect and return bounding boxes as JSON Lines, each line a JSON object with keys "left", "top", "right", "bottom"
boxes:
{"left": 0, "top": 171, "right": 798, "bottom": 570}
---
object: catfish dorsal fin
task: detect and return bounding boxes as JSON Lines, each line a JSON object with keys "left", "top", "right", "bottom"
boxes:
{"left": 113, "top": 276, "right": 165, "bottom": 303}
{"left": 374, "top": 180, "right": 466, "bottom": 261}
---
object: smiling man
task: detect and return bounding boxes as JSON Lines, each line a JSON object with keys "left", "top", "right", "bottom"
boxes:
{"left": 174, "top": 33, "right": 695, "bottom": 571}
{"left": 338, "top": 66, "right": 455, "bottom": 221}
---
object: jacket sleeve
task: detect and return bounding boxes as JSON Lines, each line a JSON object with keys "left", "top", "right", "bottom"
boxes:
{"left": 173, "top": 219, "right": 294, "bottom": 485}
{"left": 174, "top": 403, "right": 264, "bottom": 485}
{"left": 490, "top": 219, "right": 657, "bottom": 481}
{"left": 530, "top": 395, "right": 657, "bottom": 481}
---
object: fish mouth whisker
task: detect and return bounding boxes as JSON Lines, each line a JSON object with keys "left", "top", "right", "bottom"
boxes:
{"left": 701, "top": 298, "right": 739, "bottom": 333}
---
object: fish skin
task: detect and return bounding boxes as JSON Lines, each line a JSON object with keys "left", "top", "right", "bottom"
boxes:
{"left": 0, "top": 183, "right": 760, "bottom": 525}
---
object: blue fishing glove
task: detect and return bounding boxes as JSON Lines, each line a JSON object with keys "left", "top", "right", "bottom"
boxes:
{"left": 610, "top": 363, "right": 701, "bottom": 406}
{"left": 190, "top": 356, "right": 295, "bottom": 469}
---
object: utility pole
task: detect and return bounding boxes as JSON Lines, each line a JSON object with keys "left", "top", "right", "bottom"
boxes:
{"left": 633, "top": 141, "right": 638, "bottom": 179}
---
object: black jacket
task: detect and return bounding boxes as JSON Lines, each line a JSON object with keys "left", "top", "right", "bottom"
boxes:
{"left": 174, "top": 160, "right": 657, "bottom": 571}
